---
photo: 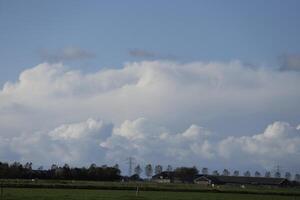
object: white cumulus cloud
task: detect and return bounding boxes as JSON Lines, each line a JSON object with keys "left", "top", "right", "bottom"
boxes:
{"left": 0, "top": 118, "right": 111, "bottom": 166}
{"left": 218, "top": 121, "right": 300, "bottom": 171}
{"left": 0, "top": 60, "right": 299, "bottom": 172}
{"left": 100, "top": 118, "right": 214, "bottom": 165}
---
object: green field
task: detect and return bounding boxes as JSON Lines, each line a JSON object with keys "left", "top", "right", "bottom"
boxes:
{"left": 1, "top": 179, "right": 300, "bottom": 195}
{"left": 1, "top": 188, "right": 300, "bottom": 200}
{"left": 1, "top": 179, "right": 300, "bottom": 200}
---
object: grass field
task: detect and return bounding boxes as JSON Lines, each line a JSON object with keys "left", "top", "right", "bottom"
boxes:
{"left": 1, "top": 179, "right": 300, "bottom": 195}
{"left": 1, "top": 179, "right": 300, "bottom": 199}
{"left": 1, "top": 188, "right": 300, "bottom": 200}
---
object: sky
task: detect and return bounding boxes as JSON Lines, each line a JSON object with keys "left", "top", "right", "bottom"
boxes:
{"left": 0, "top": 0, "right": 300, "bottom": 175}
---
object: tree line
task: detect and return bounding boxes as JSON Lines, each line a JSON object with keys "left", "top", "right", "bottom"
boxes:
{"left": 200, "top": 167, "right": 300, "bottom": 181}
{"left": 134, "top": 164, "right": 300, "bottom": 182}
{"left": 134, "top": 164, "right": 198, "bottom": 180}
{"left": 0, "top": 161, "right": 121, "bottom": 181}
{"left": 1, "top": 161, "right": 300, "bottom": 182}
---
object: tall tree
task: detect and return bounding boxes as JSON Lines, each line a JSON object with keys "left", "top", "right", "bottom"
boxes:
{"left": 285, "top": 172, "right": 292, "bottom": 180}
{"left": 88, "top": 163, "right": 97, "bottom": 180}
{"left": 244, "top": 171, "right": 251, "bottom": 177}
{"left": 63, "top": 164, "right": 71, "bottom": 179}
{"left": 254, "top": 171, "right": 261, "bottom": 177}
{"left": 174, "top": 167, "right": 198, "bottom": 181}
{"left": 9, "top": 162, "right": 23, "bottom": 179}
{"left": 145, "top": 164, "right": 153, "bottom": 179}
{"left": 201, "top": 167, "right": 208, "bottom": 175}
{"left": 233, "top": 170, "right": 239, "bottom": 176}
{"left": 265, "top": 171, "right": 271, "bottom": 178}
{"left": 295, "top": 174, "right": 300, "bottom": 182}
{"left": 222, "top": 169, "right": 230, "bottom": 176}
{"left": 212, "top": 170, "right": 219, "bottom": 176}
{"left": 166, "top": 165, "right": 173, "bottom": 172}
{"left": 154, "top": 165, "right": 163, "bottom": 175}
{"left": 51, "top": 164, "right": 58, "bottom": 170}
{"left": 113, "top": 164, "right": 119, "bottom": 169}
{"left": 274, "top": 171, "right": 281, "bottom": 178}
{"left": 89, "top": 163, "right": 97, "bottom": 169}
{"left": 134, "top": 165, "right": 142, "bottom": 176}
{"left": 24, "top": 162, "right": 32, "bottom": 170}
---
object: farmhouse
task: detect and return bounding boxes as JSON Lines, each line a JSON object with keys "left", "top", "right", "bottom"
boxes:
{"left": 152, "top": 171, "right": 175, "bottom": 183}
{"left": 152, "top": 171, "right": 292, "bottom": 186}
{"left": 194, "top": 175, "right": 291, "bottom": 186}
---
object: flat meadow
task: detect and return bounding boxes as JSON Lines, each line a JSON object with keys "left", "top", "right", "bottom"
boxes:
{"left": 1, "top": 179, "right": 300, "bottom": 200}
{"left": 1, "top": 188, "right": 300, "bottom": 200}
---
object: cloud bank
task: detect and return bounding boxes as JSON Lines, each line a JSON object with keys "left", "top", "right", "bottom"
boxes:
{"left": 40, "top": 47, "right": 95, "bottom": 62}
{"left": 129, "top": 49, "right": 177, "bottom": 60}
{"left": 1, "top": 118, "right": 299, "bottom": 172}
{"left": 279, "top": 54, "right": 300, "bottom": 71}
{"left": 0, "top": 61, "right": 299, "bottom": 172}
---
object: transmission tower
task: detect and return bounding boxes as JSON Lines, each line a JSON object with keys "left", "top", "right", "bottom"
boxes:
{"left": 272, "top": 165, "right": 282, "bottom": 177}
{"left": 126, "top": 157, "right": 135, "bottom": 176}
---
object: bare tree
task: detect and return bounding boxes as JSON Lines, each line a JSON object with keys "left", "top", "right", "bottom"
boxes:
{"left": 274, "top": 171, "right": 281, "bottom": 178}
{"left": 89, "top": 163, "right": 97, "bottom": 169}
{"left": 113, "top": 164, "right": 119, "bottom": 169}
{"left": 166, "top": 165, "right": 173, "bottom": 172}
{"left": 233, "top": 170, "right": 239, "bottom": 176}
{"left": 265, "top": 171, "right": 271, "bottom": 178}
{"left": 295, "top": 174, "right": 300, "bottom": 182}
{"left": 51, "top": 164, "right": 58, "bottom": 170}
{"left": 201, "top": 167, "right": 208, "bottom": 175}
{"left": 285, "top": 172, "right": 292, "bottom": 180}
{"left": 254, "top": 171, "right": 261, "bottom": 177}
{"left": 24, "top": 162, "right": 32, "bottom": 170}
{"left": 222, "top": 169, "right": 230, "bottom": 176}
{"left": 154, "top": 165, "right": 163, "bottom": 175}
{"left": 212, "top": 170, "right": 219, "bottom": 176}
{"left": 134, "top": 165, "right": 142, "bottom": 176}
{"left": 244, "top": 171, "right": 251, "bottom": 177}
{"left": 145, "top": 164, "right": 153, "bottom": 179}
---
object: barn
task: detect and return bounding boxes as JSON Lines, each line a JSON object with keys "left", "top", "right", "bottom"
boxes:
{"left": 194, "top": 175, "right": 291, "bottom": 186}
{"left": 152, "top": 171, "right": 175, "bottom": 183}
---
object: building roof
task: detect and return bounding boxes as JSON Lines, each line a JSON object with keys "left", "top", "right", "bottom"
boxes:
{"left": 152, "top": 171, "right": 174, "bottom": 179}
{"left": 194, "top": 175, "right": 289, "bottom": 185}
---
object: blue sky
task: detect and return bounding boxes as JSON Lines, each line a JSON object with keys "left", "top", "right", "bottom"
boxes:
{"left": 1, "top": 0, "right": 300, "bottom": 85}
{"left": 0, "top": 1, "right": 300, "bottom": 173}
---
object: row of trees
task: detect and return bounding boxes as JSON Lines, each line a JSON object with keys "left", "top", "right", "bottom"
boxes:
{"left": 133, "top": 164, "right": 300, "bottom": 181}
{"left": 0, "top": 162, "right": 121, "bottom": 181}
{"left": 1, "top": 161, "right": 300, "bottom": 182}
{"left": 200, "top": 167, "right": 300, "bottom": 181}
{"left": 134, "top": 164, "right": 199, "bottom": 180}
{"left": 134, "top": 164, "right": 172, "bottom": 178}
